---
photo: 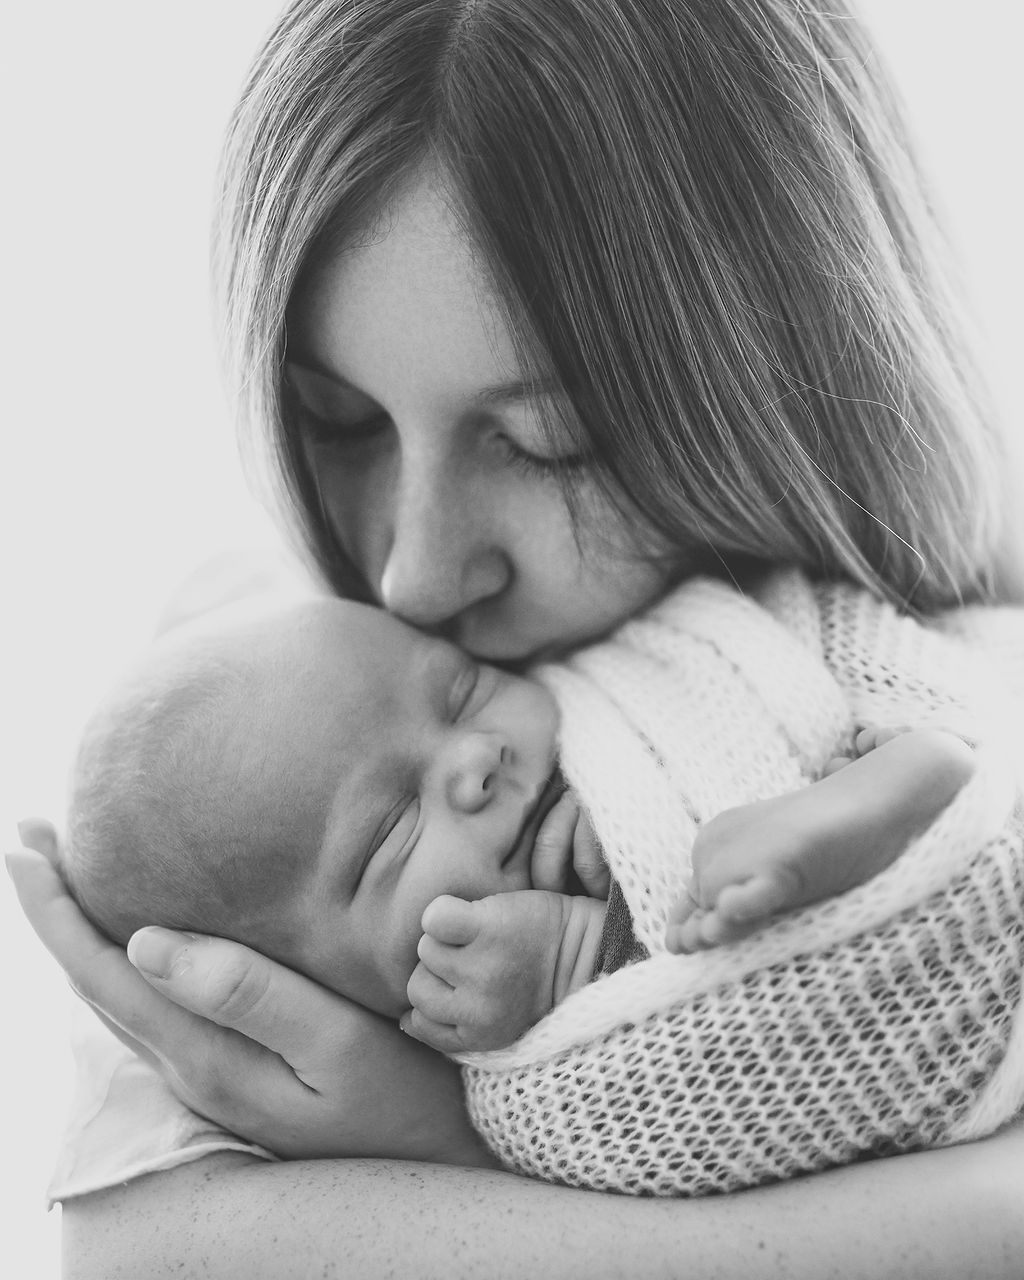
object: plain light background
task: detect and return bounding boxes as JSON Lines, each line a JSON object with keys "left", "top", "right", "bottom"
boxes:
{"left": 2, "top": 2, "right": 1020, "bottom": 1273}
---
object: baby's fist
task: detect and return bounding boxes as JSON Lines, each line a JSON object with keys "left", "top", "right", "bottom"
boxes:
{"left": 403, "top": 892, "right": 564, "bottom": 1053}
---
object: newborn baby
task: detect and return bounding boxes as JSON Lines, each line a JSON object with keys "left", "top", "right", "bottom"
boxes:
{"left": 62, "top": 595, "right": 974, "bottom": 1054}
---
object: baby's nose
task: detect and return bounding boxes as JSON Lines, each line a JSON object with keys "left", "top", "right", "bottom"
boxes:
{"left": 445, "top": 733, "right": 510, "bottom": 814}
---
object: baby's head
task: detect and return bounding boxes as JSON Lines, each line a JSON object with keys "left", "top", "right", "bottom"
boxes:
{"left": 63, "top": 597, "right": 559, "bottom": 1015}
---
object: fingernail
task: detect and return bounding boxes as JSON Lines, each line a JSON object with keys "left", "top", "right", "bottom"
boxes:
{"left": 127, "top": 927, "right": 192, "bottom": 979}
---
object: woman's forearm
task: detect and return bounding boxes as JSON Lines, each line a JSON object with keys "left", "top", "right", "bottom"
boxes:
{"left": 63, "top": 1125, "right": 1024, "bottom": 1280}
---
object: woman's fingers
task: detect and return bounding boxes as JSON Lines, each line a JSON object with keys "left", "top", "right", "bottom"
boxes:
{"left": 127, "top": 928, "right": 381, "bottom": 1078}
{"left": 6, "top": 848, "right": 236, "bottom": 1069}
{"left": 9, "top": 835, "right": 441, "bottom": 1158}
{"left": 7, "top": 846, "right": 126, "bottom": 989}
{"left": 15, "top": 817, "right": 59, "bottom": 861}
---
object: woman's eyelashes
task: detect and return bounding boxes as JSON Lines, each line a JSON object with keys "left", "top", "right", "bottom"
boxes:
{"left": 294, "top": 394, "right": 589, "bottom": 479}
{"left": 499, "top": 434, "right": 590, "bottom": 479}
{"left": 295, "top": 404, "right": 390, "bottom": 448}
{"left": 449, "top": 660, "right": 480, "bottom": 720}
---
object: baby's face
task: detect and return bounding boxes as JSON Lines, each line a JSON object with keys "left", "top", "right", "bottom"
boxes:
{"left": 250, "top": 601, "right": 560, "bottom": 1016}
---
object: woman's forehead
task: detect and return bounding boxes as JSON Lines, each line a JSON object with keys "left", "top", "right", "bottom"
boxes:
{"left": 287, "top": 176, "right": 525, "bottom": 398}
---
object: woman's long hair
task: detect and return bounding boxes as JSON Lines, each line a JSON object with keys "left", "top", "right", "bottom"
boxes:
{"left": 214, "top": 0, "right": 1022, "bottom": 612}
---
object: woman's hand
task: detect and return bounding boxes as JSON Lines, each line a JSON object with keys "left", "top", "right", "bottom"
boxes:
{"left": 8, "top": 819, "right": 491, "bottom": 1167}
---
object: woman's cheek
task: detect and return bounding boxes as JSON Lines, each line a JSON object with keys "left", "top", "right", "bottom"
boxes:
{"left": 316, "top": 454, "right": 393, "bottom": 587}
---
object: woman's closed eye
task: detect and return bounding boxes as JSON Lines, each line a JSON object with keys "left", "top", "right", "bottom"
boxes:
{"left": 295, "top": 404, "right": 391, "bottom": 449}
{"left": 284, "top": 365, "right": 390, "bottom": 447}
{"left": 499, "top": 434, "right": 590, "bottom": 480}
{"left": 487, "top": 403, "right": 591, "bottom": 480}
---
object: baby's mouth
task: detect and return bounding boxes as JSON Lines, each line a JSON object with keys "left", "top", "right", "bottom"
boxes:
{"left": 501, "top": 768, "right": 566, "bottom": 870}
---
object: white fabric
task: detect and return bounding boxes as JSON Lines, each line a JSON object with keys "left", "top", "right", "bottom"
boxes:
{"left": 47, "top": 1001, "right": 275, "bottom": 1206}
{"left": 47, "top": 570, "right": 1024, "bottom": 1203}
{"left": 459, "top": 571, "right": 1024, "bottom": 1197}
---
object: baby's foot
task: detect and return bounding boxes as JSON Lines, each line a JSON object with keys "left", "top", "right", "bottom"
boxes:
{"left": 665, "top": 728, "right": 976, "bottom": 953}
{"left": 403, "top": 889, "right": 605, "bottom": 1053}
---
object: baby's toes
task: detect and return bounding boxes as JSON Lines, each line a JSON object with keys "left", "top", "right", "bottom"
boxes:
{"left": 821, "top": 754, "right": 854, "bottom": 777}
{"left": 855, "top": 725, "right": 905, "bottom": 756}
{"left": 666, "top": 909, "right": 707, "bottom": 954}
{"left": 715, "top": 869, "right": 801, "bottom": 926}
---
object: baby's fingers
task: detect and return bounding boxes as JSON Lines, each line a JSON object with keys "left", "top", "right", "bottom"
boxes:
{"left": 404, "top": 963, "right": 468, "bottom": 1054}
{"left": 406, "top": 960, "right": 455, "bottom": 1024}
{"left": 421, "top": 894, "right": 479, "bottom": 945}
{"left": 572, "top": 814, "right": 609, "bottom": 899}
{"left": 531, "top": 792, "right": 579, "bottom": 891}
{"left": 400, "top": 1007, "right": 466, "bottom": 1055}
{"left": 416, "top": 933, "right": 469, "bottom": 987}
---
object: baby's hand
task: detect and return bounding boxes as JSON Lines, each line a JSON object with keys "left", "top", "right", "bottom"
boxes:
{"left": 402, "top": 891, "right": 568, "bottom": 1053}
{"left": 531, "top": 789, "right": 610, "bottom": 899}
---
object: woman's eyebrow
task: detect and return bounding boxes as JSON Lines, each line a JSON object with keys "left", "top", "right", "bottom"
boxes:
{"left": 288, "top": 357, "right": 559, "bottom": 405}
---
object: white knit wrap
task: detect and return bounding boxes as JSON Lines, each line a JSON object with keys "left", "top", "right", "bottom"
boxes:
{"left": 457, "top": 572, "right": 1024, "bottom": 1196}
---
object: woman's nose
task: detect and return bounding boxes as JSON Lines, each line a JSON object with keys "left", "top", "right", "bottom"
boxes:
{"left": 378, "top": 461, "right": 511, "bottom": 630}
{"left": 443, "top": 733, "right": 510, "bottom": 814}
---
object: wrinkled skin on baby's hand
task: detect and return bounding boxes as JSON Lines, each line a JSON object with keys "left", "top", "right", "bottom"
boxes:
{"left": 530, "top": 790, "right": 609, "bottom": 898}
{"left": 404, "top": 891, "right": 571, "bottom": 1052}
{"left": 403, "top": 791, "right": 610, "bottom": 1054}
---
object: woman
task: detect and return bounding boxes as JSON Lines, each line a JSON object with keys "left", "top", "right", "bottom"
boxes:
{"left": 12, "top": 1, "right": 1024, "bottom": 1274}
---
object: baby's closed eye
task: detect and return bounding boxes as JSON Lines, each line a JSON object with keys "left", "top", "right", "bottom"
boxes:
{"left": 355, "top": 797, "right": 420, "bottom": 889}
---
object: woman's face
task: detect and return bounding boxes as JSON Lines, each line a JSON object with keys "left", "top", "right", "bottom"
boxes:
{"left": 286, "top": 174, "right": 674, "bottom": 663}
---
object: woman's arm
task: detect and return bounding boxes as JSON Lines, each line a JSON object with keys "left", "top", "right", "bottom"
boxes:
{"left": 62, "top": 1125, "right": 1024, "bottom": 1280}
{"left": 11, "top": 831, "right": 1022, "bottom": 1278}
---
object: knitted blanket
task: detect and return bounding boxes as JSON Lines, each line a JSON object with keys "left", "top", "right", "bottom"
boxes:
{"left": 457, "top": 571, "right": 1024, "bottom": 1196}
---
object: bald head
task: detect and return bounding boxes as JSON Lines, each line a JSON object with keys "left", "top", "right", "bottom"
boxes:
{"left": 62, "top": 596, "right": 381, "bottom": 958}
